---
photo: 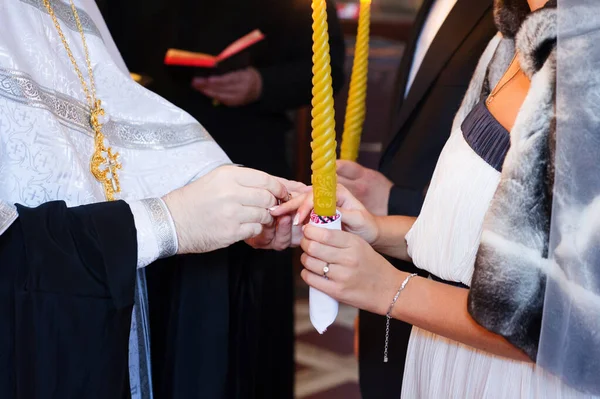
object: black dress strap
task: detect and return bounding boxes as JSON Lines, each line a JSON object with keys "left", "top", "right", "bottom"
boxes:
{"left": 461, "top": 101, "right": 511, "bottom": 172}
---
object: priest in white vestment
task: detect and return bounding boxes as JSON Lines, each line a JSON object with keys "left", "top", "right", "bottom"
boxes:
{"left": 0, "top": 1, "right": 299, "bottom": 398}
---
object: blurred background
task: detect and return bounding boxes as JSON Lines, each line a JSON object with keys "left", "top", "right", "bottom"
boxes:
{"left": 293, "top": 1, "right": 420, "bottom": 397}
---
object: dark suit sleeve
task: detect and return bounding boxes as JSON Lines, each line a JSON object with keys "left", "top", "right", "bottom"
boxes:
{"left": 256, "top": 0, "right": 345, "bottom": 112}
{"left": 0, "top": 200, "right": 137, "bottom": 398}
{"left": 387, "top": 185, "right": 425, "bottom": 217}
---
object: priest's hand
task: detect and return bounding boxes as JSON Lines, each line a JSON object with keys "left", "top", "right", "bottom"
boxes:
{"left": 191, "top": 67, "right": 263, "bottom": 107}
{"left": 336, "top": 160, "right": 394, "bottom": 216}
{"left": 245, "top": 177, "right": 310, "bottom": 250}
{"left": 162, "top": 165, "right": 288, "bottom": 254}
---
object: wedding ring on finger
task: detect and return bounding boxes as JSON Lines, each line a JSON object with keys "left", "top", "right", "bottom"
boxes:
{"left": 323, "top": 263, "right": 330, "bottom": 280}
{"left": 277, "top": 193, "right": 292, "bottom": 206}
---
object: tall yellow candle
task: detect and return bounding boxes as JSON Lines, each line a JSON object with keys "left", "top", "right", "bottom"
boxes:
{"left": 311, "top": 0, "right": 337, "bottom": 216}
{"left": 340, "top": 0, "right": 371, "bottom": 162}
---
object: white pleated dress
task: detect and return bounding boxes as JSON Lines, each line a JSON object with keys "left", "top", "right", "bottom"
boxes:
{"left": 399, "top": 100, "right": 594, "bottom": 398}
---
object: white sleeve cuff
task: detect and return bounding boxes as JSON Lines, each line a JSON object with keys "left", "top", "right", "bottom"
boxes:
{"left": 127, "top": 198, "right": 178, "bottom": 269}
{"left": 0, "top": 201, "right": 18, "bottom": 236}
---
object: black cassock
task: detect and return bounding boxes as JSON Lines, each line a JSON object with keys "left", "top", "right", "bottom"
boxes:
{"left": 99, "top": 1, "right": 345, "bottom": 398}
{"left": 0, "top": 201, "right": 231, "bottom": 398}
{"left": 0, "top": 201, "right": 136, "bottom": 398}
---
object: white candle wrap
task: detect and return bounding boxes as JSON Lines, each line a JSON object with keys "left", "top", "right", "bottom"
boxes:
{"left": 309, "top": 210, "right": 342, "bottom": 334}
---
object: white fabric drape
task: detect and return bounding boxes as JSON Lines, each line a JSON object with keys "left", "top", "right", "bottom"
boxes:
{"left": 536, "top": 0, "right": 600, "bottom": 395}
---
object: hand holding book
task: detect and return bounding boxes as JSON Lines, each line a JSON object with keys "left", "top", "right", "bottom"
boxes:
{"left": 165, "top": 30, "right": 265, "bottom": 106}
{"left": 164, "top": 30, "right": 265, "bottom": 74}
{"left": 191, "top": 67, "right": 263, "bottom": 107}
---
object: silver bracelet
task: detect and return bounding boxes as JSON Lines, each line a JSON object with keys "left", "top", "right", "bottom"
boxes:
{"left": 383, "top": 273, "right": 417, "bottom": 363}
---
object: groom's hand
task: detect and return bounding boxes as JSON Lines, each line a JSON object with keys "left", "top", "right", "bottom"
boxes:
{"left": 336, "top": 160, "right": 393, "bottom": 216}
{"left": 163, "top": 165, "right": 288, "bottom": 254}
{"left": 246, "top": 215, "right": 293, "bottom": 250}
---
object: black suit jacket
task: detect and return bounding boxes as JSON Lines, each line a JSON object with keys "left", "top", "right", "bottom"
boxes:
{"left": 358, "top": 1, "right": 497, "bottom": 398}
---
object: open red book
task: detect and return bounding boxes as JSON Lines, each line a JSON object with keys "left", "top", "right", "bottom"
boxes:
{"left": 164, "top": 30, "right": 265, "bottom": 69}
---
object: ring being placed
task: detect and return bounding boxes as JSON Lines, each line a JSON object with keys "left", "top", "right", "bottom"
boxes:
{"left": 277, "top": 193, "right": 292, "bottom": 205}
{"left": 323, "top": 264, "right": 330, "bottom": 279}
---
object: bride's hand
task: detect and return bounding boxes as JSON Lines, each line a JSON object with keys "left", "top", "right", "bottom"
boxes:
{"left": 271, "top": 184, "right": 380, "bottom": 245}
{"left": 246, "top": 177, "right": 309, "bottom": 250}
{"left": 300, "top": 224, "right": 402, "bottom": 316}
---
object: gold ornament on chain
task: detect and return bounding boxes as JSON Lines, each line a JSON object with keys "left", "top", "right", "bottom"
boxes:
{"left": 43, "top": 0, "right": 122, "bottom": 201}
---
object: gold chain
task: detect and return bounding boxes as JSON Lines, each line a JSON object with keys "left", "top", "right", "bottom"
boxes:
{"left": 486, "top": 53, "right": 521, "bottom": 107}
{"left": 42, "top": 0, "right": 122, "bottom": 201}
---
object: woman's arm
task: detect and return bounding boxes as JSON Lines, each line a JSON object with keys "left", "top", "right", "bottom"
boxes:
{"left": 299, "top": 225, "right": 531, "bottom": 362}
{"left": 371, "top": 215, "right": 416, "bottom": 261}
{"left": 392, "top": 272, "right": 530, "bottom": 362}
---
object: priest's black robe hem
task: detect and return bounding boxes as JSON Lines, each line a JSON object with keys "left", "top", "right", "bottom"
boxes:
{"left": 0, "top": 200, "right": 137, "bottom": 399}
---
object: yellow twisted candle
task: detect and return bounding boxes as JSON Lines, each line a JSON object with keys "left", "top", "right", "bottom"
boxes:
{"left": 311, "top": 0, "right": 337, "bottom": 216}
{"left": 340, "top": 0, "right": 371, "bottom": 162}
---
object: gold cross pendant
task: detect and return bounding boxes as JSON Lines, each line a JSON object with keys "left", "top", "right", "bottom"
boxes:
{"left": 89, "top": 101, "right": 122, "bottom": 201}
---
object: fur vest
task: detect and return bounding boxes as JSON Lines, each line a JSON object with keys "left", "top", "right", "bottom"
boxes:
{"left": 467, "top": 0, "right": 557, "bottom": 361}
